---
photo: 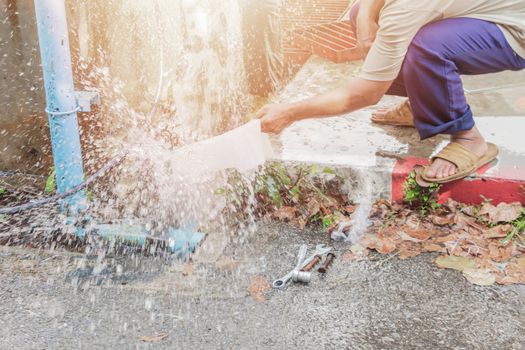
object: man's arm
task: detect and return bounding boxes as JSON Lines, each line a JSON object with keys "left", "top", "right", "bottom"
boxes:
{"left": 256, "top": 78, "right": 392, "bottom": 133}
{"left": 356, "top": 0, "right": 384, "bottom": 54}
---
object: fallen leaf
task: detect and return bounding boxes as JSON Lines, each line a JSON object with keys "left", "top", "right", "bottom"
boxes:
{"left": 398, "top": 231, "right": 423, "bottom": 243}
{"left": 273, "top": 206, "right": 296, "bottom": 222}
{"left": 249, "top": 275, "right": 269, "bottom": 303}
{"left": 398, "top": 242, "right": 422, "bottom": 260}
{"left": 139, "top": 333, "right": 169, "bottom": 342}
{"left": 360, "top": 233, "right": 397, "bottom": 254}
{"left": 422, "top": 242, "right": 446, "bottom": 253}
{"left": 485, "top": 225, "right": 513, "bottom": 239}
{"left": 499, "top": 256, "right": 525, "bottom": 285}
{"left": 482, "top": 202, "right": 522, "bottom": 223}
{"left": 434, "top": 255, "right": 476, "bottom": 271}
{"left": 486, "top": 241, "right": 515, "bottom": 263}
{"left": 462, "top": 268, "right": 496, "bottom": 286}
{"left": 429, "top": 214, "right": 456, "bottom": 226}
{"left": 443, "top": 198, "right": 458, "bottom": 213}
{"left": 301, "top": 198, "right": 321, "bottom": 220}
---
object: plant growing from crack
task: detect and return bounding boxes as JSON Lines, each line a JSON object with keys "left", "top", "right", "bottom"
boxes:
{"left": 502, "top": 212, "right": 525, "bottom": 247}
{"left": 215, "top": 162, "right": 353, "bottom": 229}
{"left": 403, "top": 171, "right": 441, "bottom": 216}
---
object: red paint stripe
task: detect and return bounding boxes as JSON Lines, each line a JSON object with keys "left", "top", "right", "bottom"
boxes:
{"left": 392, "top": 157, "right": 525, "bottom": 205}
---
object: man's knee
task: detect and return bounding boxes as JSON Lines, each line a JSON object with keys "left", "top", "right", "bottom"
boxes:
{"left": 402, "top": 29, "right": 445, "bottom": 76}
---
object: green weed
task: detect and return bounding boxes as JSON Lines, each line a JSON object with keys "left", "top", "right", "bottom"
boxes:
{"left": 45, "top": 167, "right": 56, "bottom": 194}
{"left": 501, "top": 212, "right": 525, "bottom": 246}
{"left": 403, "top": 171, "right": 441, "bottom": 216}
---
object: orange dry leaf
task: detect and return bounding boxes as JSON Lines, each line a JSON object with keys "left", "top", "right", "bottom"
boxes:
{"left": 421, "top": 242, "right": 446, "bottom": 253}
{"left": 485, "top": 225, "right": 513, "bottom": 239}
{"left": 360, "top": 233, "right": 396, "bottom": 254}
{"left": 249, "top": 275, "right": 269, "bottom": 303}
{"left": 273, "top": 206, "right": 297, "bottom": 222}
{"left": 479, "top": 202, "right": 523, "bottom": 223}
{"left": 397, "top": 242, "right": 422, "bottom": 260}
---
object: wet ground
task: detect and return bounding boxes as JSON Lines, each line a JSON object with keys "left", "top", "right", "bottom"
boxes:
{"left": 1, "top": 222, "right": 523, "bottom": 349}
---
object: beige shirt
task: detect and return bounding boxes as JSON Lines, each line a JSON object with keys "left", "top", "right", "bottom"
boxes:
{"left": 361, "top": 0, "right": 525, "bottom": 81}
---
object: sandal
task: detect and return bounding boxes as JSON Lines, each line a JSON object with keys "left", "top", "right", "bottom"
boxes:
{"left": 421, "top": 142, "right": 499, "bottom": 184}
{"left": 371, "top": 99, "right": 414, "bottom": 127}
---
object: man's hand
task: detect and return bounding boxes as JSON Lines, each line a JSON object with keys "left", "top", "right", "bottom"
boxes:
{"left": 256, "top": 103, "right": 295, "bottom": 134}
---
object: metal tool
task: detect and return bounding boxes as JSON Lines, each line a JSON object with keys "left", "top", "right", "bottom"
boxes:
{"left": 318, "top": 253, "right": 336, "bottom": 274}
{"left": 302, "top": 255, "right": 322, "bottom": 272}
{"left": 272, "top": 244, "right": 332, "bottom": 289}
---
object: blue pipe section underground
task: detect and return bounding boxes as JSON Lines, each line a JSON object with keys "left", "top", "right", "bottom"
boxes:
{"left": 34, "top": 0, "right": 86, "bottom": 214}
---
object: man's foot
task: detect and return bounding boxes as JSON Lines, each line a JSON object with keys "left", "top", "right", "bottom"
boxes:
{"left": 425, "top": 127, "right": 488, "bottom": 179}
{"left": 371, "top": 99, "right": 415, "bottom": 127}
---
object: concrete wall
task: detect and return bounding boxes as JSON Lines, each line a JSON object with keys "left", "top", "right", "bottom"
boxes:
{"left": 1, "top": 0, "right": 251, "bottom": 175}
{"left": 0, "top": 0, "right": 50, "bottom": 174}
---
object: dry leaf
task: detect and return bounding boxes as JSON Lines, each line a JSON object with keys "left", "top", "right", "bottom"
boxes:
{"left": 429, "top": 214, "right": 456, "bottom": 226}
{"left": 360, "top": 233, "right": 396, "bottom": 254}
{"left": 422, "top": 242, "right": 446, "bottom": 253}
{"left": 462, "top": 268, "right": 496, "bottom": 286}
{"left": 139, "top": 332, "right": 169, "bottom": 342}
{"left": 481, "top": 202, "right": 522, "bottom": 223}
{"left": 490, "top": 203, "right": 522, "bottom": 223}
{"left": 499, "top": 256, "right": 525, "bottom": 285}
{"left": 398, "top": 230, "right": 423, "bottom": 242}
{"left": 249, "top": 275, "right": 269, "bottom": 303}
{"left": 434, "top": 255, "right": 476, "bottom": 271}
{"left": 406, "top": 228, "right": 433, "bottom": 241}
{"left": 485, "top": 225, "right": 513, "bottom": 239}
{"left": 273, "top": 206, "right": 296, "bottom": 222}
{"left": 398, "top": 242, "right": 422, "bottom": 260}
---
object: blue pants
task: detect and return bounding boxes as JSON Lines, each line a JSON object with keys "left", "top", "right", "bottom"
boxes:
{"left": 350, "top": 3, "right": 525, "bottom": 139}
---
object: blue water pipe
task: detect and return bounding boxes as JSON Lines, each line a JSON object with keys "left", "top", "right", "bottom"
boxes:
{"left": 34, "top": 0, "right": 86, "bottom": 214}
{"left": 31, "top": 0, "right": 205, "bottom": 255}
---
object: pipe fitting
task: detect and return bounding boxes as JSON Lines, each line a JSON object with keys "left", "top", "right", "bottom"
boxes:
{"left": 292, "top": 270, "right": 311, "bottom": 283}
{"left": 318, "top": 253, "right": 336, "bottom": 274}
{"left": 301, "top": 255, "right": 321, "bottom": 272}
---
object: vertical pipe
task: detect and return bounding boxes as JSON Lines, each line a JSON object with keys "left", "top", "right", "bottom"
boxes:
{"left": 34, "top": 0, "right": 86, "bottom": 213}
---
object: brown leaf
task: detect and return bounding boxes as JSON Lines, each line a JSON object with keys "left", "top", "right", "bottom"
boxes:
{"left": 398, "top": 242, "right": 422, "bottom": 260}
{"left": 398, "top": 230, "right": 423, "bottom": 242}
{"left": 429, "top": 214, "right": 456, "bottom": 226}
{"left": 273, "top": 206, "right": 297, "bottom": 222}
{"left": 139, "top": 333, "right": 169, "bottom": 342}
{"left": 485, "top": 225, "right": 513, "bottom": 239}
{"left": 486, "top": 241, "right": 515, "bottom": 262}
{"left": 249, "top": 276, "right": 269, "bottom": 303}
{"left": 303, "top": 198, "right": 321, "bottom": 219}
{"left": 502, "top": 256, "right": 525, "bottom": 284}
{"left": 405, "top": 228, "right": 433, "bottom": 241}
{"left": 422, "top": 242, "right": 446, "bottom": 253}
{"left": 359, "top": 233, "right": 397, "bottom": 254}
{"left": 443, "top": 198, "right": 458, "bottom": 213}
{"left": 482, "top": 202, "right": 523, "bottom": 223}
